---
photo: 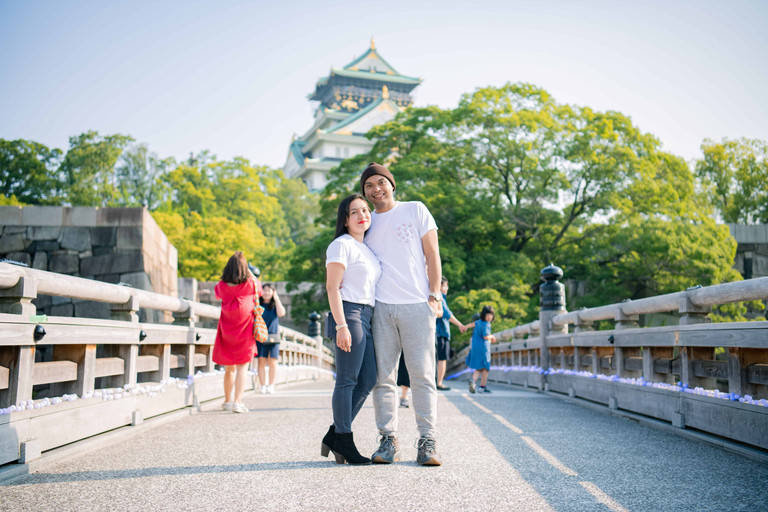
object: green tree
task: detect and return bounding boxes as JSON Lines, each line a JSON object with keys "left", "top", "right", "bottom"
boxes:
{"left": 309, "top": 83, "right": 741, "bottom": 325}
{"left": 0, "top": 139, "right": 62, "bottom": 204}
{"left": 695, "top": 138, "right": 768, "bottom": 224}
{"left": 59, "top": 131, "right": 133, "bottom": 206}
{"left": 116, "top": 143, "right": 174, "bottom": 208}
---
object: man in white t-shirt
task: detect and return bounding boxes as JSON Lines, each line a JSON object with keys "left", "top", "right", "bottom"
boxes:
{"left": 361, "top": 162, "right": 444, "bottom": 466}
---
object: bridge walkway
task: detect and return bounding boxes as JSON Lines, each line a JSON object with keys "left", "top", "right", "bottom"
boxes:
{"left": 1, "top": 381, "right": 767, "bottom": 512}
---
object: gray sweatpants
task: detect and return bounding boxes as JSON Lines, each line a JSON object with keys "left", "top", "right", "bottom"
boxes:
{"left": 372, "top": 301, "right": 437, "bottom": 439}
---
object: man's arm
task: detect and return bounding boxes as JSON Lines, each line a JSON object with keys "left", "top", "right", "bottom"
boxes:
{"left": 422, "top": 229, "right": 442, "bottom": 317}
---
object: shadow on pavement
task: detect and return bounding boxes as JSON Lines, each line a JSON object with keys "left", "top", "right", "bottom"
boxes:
{"left": 1, "top": 460, "right": 338, "bottom": 486}
{"left": 446, "top": 389, "right": 768, "bottom": 512}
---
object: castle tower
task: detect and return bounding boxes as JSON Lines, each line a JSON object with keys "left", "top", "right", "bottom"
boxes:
{"left": 283, "top": 39, "right": 422, "bottom": 191}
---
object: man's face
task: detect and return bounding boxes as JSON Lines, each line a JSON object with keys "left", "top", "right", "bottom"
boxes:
{"left": 363, "top": 174, "right": 395, "bottom": 210}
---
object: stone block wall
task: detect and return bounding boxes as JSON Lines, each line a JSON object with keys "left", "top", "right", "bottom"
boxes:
{"left": 0, "top": 206, "right": 178, "bottom": 323}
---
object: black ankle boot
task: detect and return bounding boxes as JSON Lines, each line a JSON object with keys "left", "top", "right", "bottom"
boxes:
{"left": 333, "top": 432, "right": 371, "bottom": 465}
{"left": 321, "top": 425, "right": 336, "bottom": 457}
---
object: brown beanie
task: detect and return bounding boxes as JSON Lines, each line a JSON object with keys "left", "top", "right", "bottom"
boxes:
{"left": 360, "top": 162, "right": 396, "bottom": 194}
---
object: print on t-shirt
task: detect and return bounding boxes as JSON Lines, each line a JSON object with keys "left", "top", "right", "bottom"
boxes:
{"left": 397, "top": 222, "right": 417, "bottom": 243}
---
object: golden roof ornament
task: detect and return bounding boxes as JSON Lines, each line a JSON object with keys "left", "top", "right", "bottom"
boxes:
{"left": 371, "top": 37, "right": 376, "bottom": 50}
{"left": 382, "top": 85, "right": 389, "bottom": 99}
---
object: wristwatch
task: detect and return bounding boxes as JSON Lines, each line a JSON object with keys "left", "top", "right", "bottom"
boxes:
{"left": 335, "top": 323, "right": 348, "bottom": 331}
{"left": 429, "top": 292, "right": 442, "bottom": 302}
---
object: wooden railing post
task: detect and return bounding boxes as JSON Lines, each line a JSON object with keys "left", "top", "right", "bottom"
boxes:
{"left": 110, "top": 296, "right": 139, "bottom": 323}
{"left": 679, "top": 295, "right": 711, "bottom": 325}
{"left": 104, "top": 344, "right": 138, "bottom": 388}
{"left": 51, "top": 344, "right": 96, "bottom": 396}
{"left": 0, "top": 276, "right": 38, "bottom": 315}
{"left": 0, "top": 345, "right": 35, "bottom": 407}
{"left": 143, "top": 344, "right": 171, "bottom": 383}
{"left": 574, "top": 310, "right": 593, "bottom": 333}
{"left": 615, "top": 307, "right": 639, "bottom": 330}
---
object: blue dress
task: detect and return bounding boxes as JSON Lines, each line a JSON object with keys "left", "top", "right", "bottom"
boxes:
{"left": 465, "top": 320, "right": 491, "bottom": 370}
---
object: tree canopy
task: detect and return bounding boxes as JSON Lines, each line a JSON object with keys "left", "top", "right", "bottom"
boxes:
{"left": 293, "top": 83, "right": 752, "bottom": 340}
{"left": 1, "top": 82, "right": 765, "bottom": 333}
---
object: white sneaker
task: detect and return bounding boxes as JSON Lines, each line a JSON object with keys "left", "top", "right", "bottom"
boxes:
{"left": 233, "top": 402, "right": 248, "bottom": 413}
{"left": 260, "top": 385, "right": 268, "bottom": 394}
{"left": 222, "top": 401, "right": 233, "bottom": 411}
{"left": 267, "top": 385, "right": 275, "bottom": 394}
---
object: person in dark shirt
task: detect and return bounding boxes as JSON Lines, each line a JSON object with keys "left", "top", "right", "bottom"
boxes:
{"left": 435, "top": 277, "right": 467, "bottom": 390}
{"left": 256, "top": 283, "right": 285, "bottom": 394}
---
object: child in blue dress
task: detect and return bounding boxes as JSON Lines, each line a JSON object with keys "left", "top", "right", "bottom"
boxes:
{"left": 464, "top": 305, "right": 497, "bottom": 394}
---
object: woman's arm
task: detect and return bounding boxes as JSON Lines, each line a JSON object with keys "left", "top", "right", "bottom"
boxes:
{"left": 326, "top": 263, "right": 351, "bottom": 352}
{"left": 273, "top": 290, "right": 286, "bottom": 317}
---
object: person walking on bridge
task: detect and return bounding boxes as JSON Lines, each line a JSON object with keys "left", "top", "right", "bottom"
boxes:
{"left": 361, "top": 162, "right": 444, "bottom": 466}
{"left": 214, "top": 251, "right": 261, "bottom": 414}
{"left": 256, "top": 283, "right": 285, "bottom": 394}
{"left": 322, "top": 193, "right": 381, "bottom": 465}
{"left": 435, "top": 276, "right": 467, "bottom": 391}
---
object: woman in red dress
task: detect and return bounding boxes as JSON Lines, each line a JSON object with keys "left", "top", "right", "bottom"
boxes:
{"left": 213, "top": 251, "right": 261, "bottom": 413}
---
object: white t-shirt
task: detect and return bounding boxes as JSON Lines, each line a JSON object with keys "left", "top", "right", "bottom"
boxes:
{"left": 364, "top": 201, "right": 438, "bottom": 304}
{"left": 325, "top": 234, "right": 381, "bottom": 307}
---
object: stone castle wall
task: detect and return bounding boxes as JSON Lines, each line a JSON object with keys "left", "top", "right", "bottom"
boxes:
{"left": 0, "top": 206, "right": 177, "bottom": 322}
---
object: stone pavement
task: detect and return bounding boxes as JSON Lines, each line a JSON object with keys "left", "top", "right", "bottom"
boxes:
{"left": 1, "top": 381, "right": 767, "bottom": 512}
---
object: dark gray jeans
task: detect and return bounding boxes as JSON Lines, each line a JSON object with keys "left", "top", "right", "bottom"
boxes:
{"left": 332, "top": 301, "right": 377, "bottom": 434}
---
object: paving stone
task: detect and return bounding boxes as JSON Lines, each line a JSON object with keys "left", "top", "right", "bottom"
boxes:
{"left": 60, "top": 227, "right": 91, "bottom": 252}
{"left": 35, "top": 241, "right": 60, "bottom": 252}
{"left": 3, "top": 226, "right": 27, "bottom": 234}
{"left": 22, "top": 206, "right": 63, "bottom": 226}
{"left": 0, "top": 205, "right": 23, "bottom": 226}
{"left": 5, "top": 251, "right": 31, "bottom": 265}
{"left": 90, "top": 227, "right": 117, "bottom": 247}
{"left": 28, "top": 226, "right": 62, "bottom": 241}
{"left": 94, "top": 274, "right": 120, "bottom": 284}
{"left": 0, "top": 234, "right": 26, "bottom": 254}
{"left": 80, "top": 251, "right": 144, "bottom": 276}
{"left": 32, "top": 251, "right": 48, "bottom": 270}
{"left": 116, "top": 227, "right": 143, "bottom": 250}
{"left": 32, "top": 294, "right": 52, "bottom": 310}
{"left": 119, "top": 271, "right": 153, "bottom": 291}
{"left": 91, "top": 246, "right": 115, "bottom": 257}
{"left": 49, "top": 253, "right": 80, "bottom": 274}
{"left": 62, "top": 207, "right": 97, "bottom": 226}
{"left": 49, "top": 303, "right": 74, "bottom": 317}
{"left": 96, "top": 208, "right": 143, "bottom": 227}
{"left": 79, "top": 250, "right": 92, "bottom": 259}
{"left": 74, "top": 300, "right": 111, "bottom": 319}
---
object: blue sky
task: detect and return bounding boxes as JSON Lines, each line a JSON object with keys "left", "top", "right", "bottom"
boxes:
{"left": 1, "top": 0, "right": 766, "bottom": 169}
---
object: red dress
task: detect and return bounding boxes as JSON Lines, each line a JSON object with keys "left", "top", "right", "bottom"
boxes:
{"left": 213, "top": 279, "right": 261, "bottom": 365}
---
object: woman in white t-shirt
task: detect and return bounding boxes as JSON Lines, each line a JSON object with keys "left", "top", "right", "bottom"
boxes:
{"left": 320, "top": 193, "right": 381, "bottom": 466}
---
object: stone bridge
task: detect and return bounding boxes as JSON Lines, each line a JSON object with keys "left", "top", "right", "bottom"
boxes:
{"left": 1, "top": 262, "right": 768, "bottom": 511}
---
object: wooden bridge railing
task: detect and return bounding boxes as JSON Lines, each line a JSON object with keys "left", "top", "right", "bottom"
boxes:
{"left": 0, "top": 262, "right": 334, "bottom": 465}
{"left": 447, "top": 266, "right": 768, "bottom": 451}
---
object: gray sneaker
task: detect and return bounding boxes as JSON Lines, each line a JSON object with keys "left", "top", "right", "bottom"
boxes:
{"left": 416, "top": 437, "right": 442, "bottom": 466}
{"left": 371, "top": 435, "right": 401, "bottom": 464}
{"left": 399, "top": 397, "right": 410, "bottom": 408}
{"left": 469, "top": 380, "right": 476, "bottom": 394}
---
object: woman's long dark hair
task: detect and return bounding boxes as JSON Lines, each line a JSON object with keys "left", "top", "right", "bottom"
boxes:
{"left": 221, "top": 251, "right": 249, "bottom": 284}
{"left": 480, "top": 305, "right": 495, "bottom": 322}
{"left": 260, "top": 283, "right": 276, "bottom": 309}
{"left": 334, "top": 193, "right": 369, "bottom": 239}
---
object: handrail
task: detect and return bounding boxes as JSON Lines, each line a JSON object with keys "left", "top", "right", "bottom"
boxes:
{"left": 0, "top": 263, "right": 220, "bottom": 319}
{"left": 551, "top": 276, "right": 768, "bottom": 326}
